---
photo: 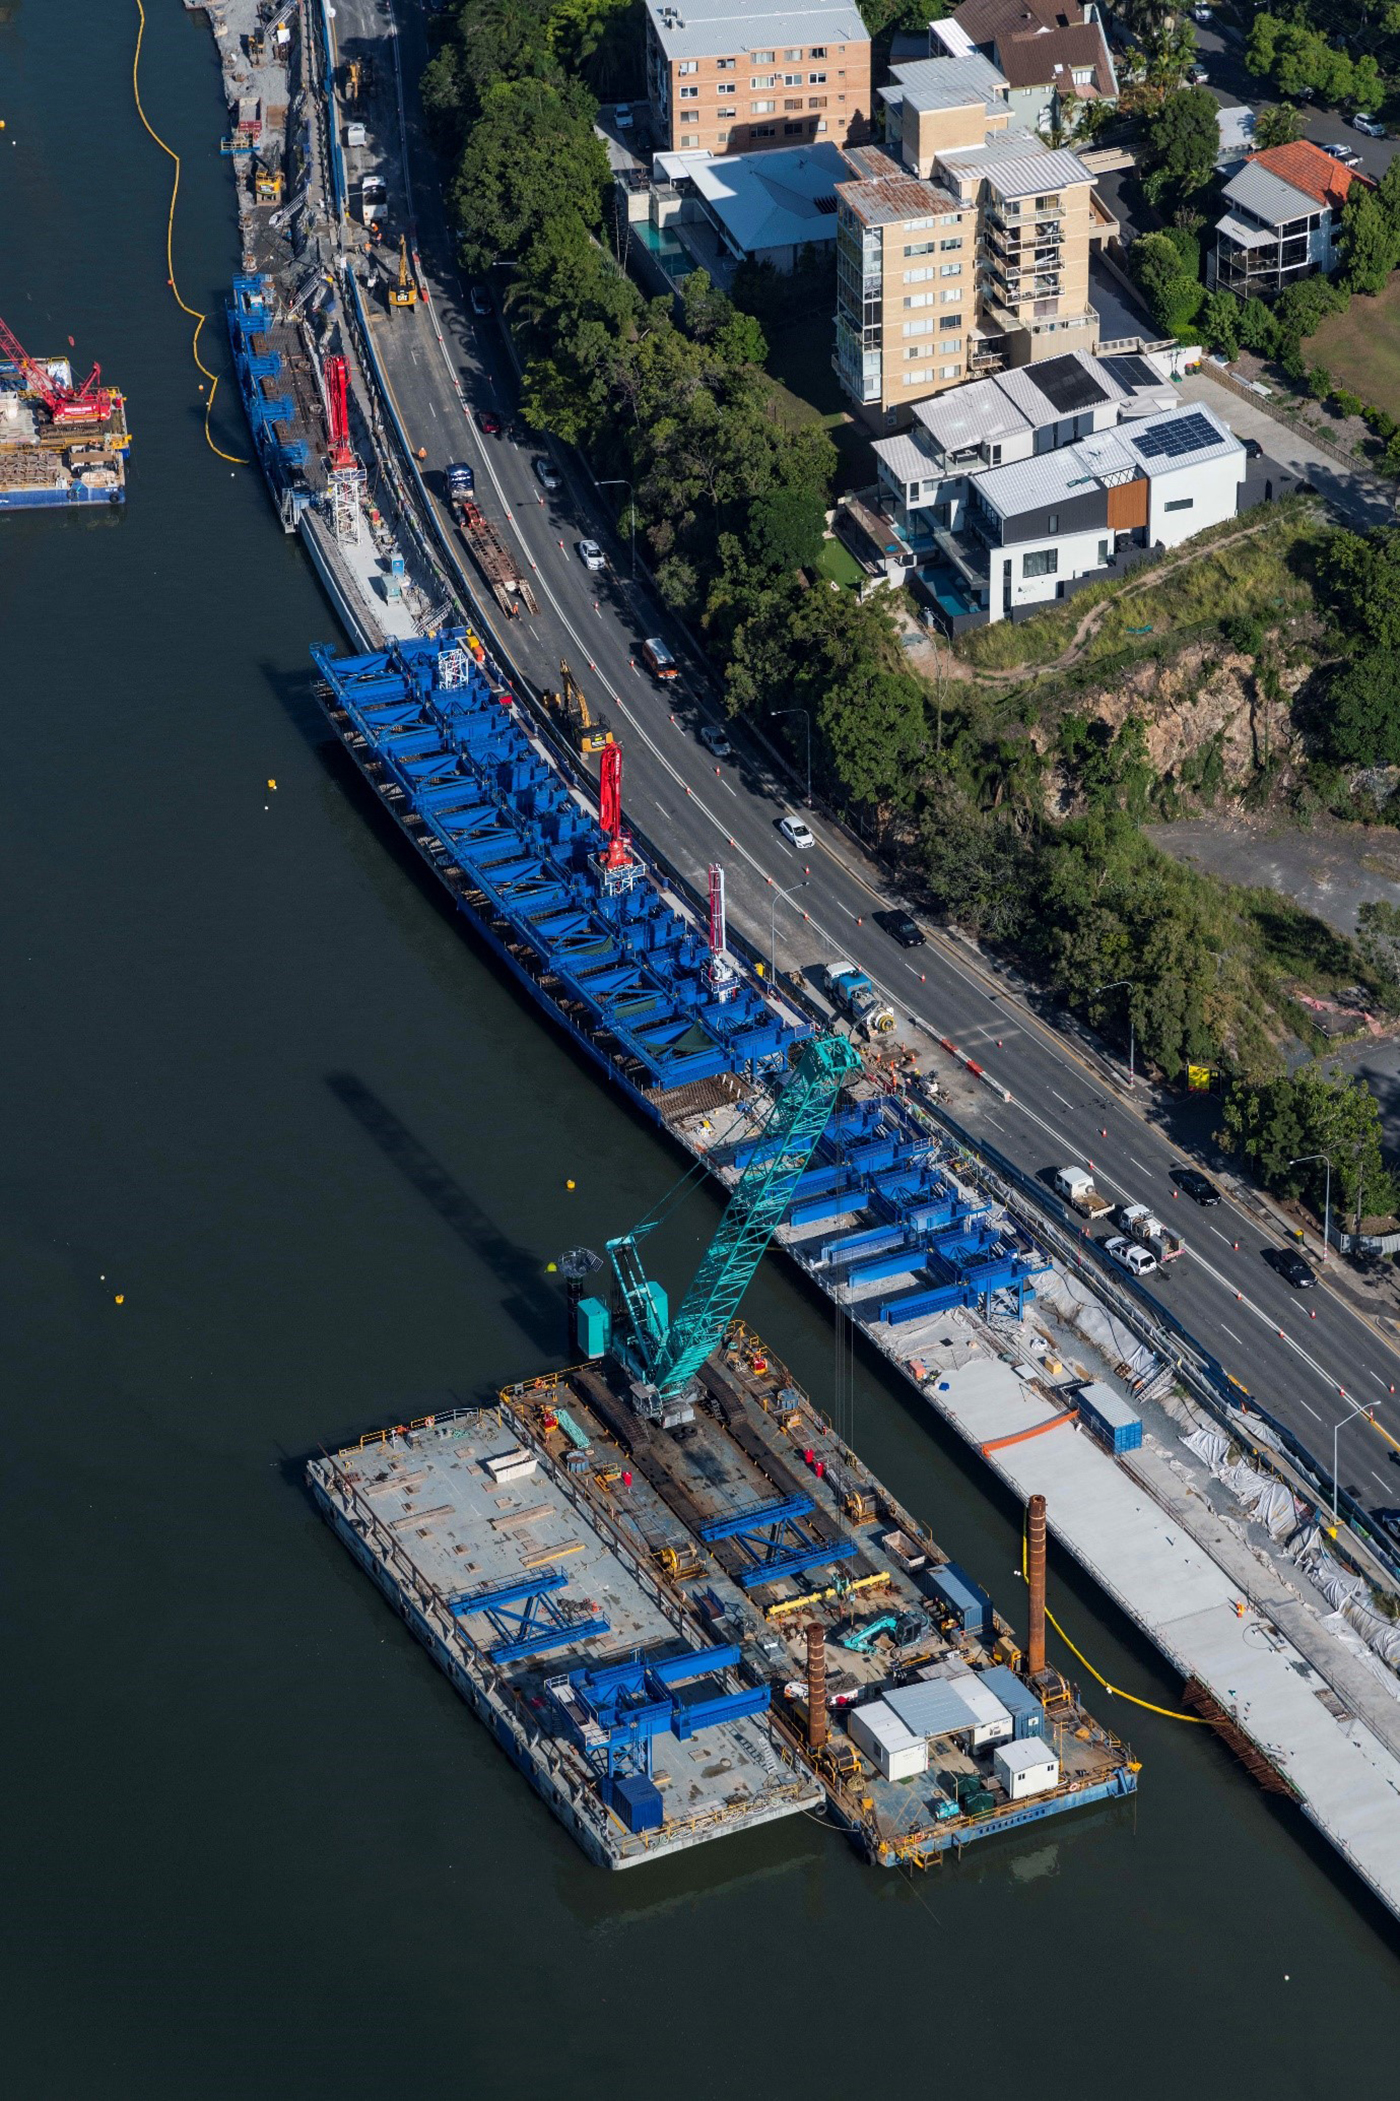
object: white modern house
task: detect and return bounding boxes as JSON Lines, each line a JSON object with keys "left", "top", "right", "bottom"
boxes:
{"left": 904, "top": 398, "right": 1245, "bottom": 624}
{"left": 1210, "top": 140, "right": 1368, "bottom": 299}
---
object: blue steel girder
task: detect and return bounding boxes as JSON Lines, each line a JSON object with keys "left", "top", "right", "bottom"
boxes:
{"left": 449, "top": 1570, "right": 609, "bottom": 1664}
{"left": 735, "top": 1540, "right": 857, "bottom": 1591}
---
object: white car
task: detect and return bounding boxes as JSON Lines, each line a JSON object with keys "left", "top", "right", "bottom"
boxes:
{"left": 533, "top": 456, "right": 562, "bottom": 493}
{"left": 1186, "top": 63, "right": 1208, "bottom": 85}
{"left": 576, "top": 538, "right": 605, "bottom": 571}
{"left": 1322, "top": 141, "right": 1364, "bottom": 165}
{"left": 615, "top": 103, "right": 634, "bottom": 130}
{"left": 700, "top": 723, "right": 733, "bottom": 759}
{"left": 1103, "top": 1234, "right": 1158, "bottom": 1278}
{"left": 1192, "top": 4, "right": 1212, "bottom": 19}
{"left": 1354, "top": 113, "right": 1387, "bottom": 137}
{"left": 779, "top": 814, "right": 815, "bottom": 850}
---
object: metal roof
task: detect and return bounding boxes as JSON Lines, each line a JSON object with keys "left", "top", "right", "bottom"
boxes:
{"left": 915, "top": 375, "right": 1034, "bottom": 449}
{"left": 883, "top": 1678, "right": 980, "bottom": 1738}
{"left": 939, "top": 133, "right": 1092, "bottom": 197}
{"left": 888, "top": 52, "right": 1009, "bottom": 112}
{"left": 645, "top": 0, "right": 868, "bottom": 60}
{"left": 973, "top": 426, "right": 1136, "bottom": 516}
{"left": 1221, "top": 158, "right": 1321, "bottom": 228}
{"left": 663, "top": 142, "right": 848, "bottom": 254}
{"left": 995, "top": 1735, "right": 1058, "bottom": 1773}
{"left": 944, "top": 1671, "right": 1014, "bottom": 1731}
{"left": 977, "top": 1664, "right": 1046, "bottom": 1725}
{"left": 838, "top": 169, "right": 957, "bottom": 225}
{"left": 874, "top": 430, "right": 943, "bottom": 487}
{"left": 1121, "top": 401, "right": 1239, "bottom": 474}
{"left": 1215, "top": 209, "right": 1276, "bottom": 250}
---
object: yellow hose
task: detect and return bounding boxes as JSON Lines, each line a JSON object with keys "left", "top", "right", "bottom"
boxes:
{"left": 132, "top": 1, "right": 249, "bottom": 465}
{"left": 1023, "top": 1521, "right": 1208, "bottom": 1723}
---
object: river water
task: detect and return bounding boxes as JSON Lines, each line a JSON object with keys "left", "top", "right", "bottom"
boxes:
{"left": 4, "top": 5, "right": 1398, "bottom": 2092}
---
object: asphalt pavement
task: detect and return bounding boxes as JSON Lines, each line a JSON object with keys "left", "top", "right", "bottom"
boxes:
{"left": 328, "top": 0, "right": 1400, "bottom": 1528}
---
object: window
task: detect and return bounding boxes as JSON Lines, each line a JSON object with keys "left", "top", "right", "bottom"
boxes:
{"left": 940, "top": 363, "right": 960, "bottom": 378}
{"left": 1046, "top": 513, "right": 1058, "bottom": 533}
{"left": 940, "top": 287, "right": 960, "bottom": 303}
{"left": 1164, "top": 497, "right": 1194, "bottom": 511}
{"left": 811, "top": 44, "right": 827, "bottom": 57}
{"left": 903, "top": 293, "right": 932, "bottom": 307}
{"left": 988, "top": 444, "right": 1002, "bottom": 464}
{"left": 717, "top": 56, "right": 735, "bottom": 69}
{"left": 784, "top": 73, "right": 803, "bottom": 85}
{"left": 939, "top": 311, "right": 961, "bottom": 328}
{"left": 1023, "top": 548, "right": 1058, "bottom": 577}
{"left": 717, "top": 128, "right": 732, "bottom": 142}
{"left": 751, "top": 74, "right": 774, "bottom": 87}
{"left": 752, "top": 123, "right": 775, "bottom": 137}
{"left": 752, "top": 49, "right": 774, "bottom": 62}
{"left": 1035, "top": 195, "right": 1060, "bottom": 210}
{"left": 904, "top": 370, "right": 933, "bottom": 385}
{"left": 903, "top": 241, "right": 934, "bottom": 256}
{"left": 1098, "top": 539, "right": 1109, "bottom": 565}
{"left": 904, "top": 267, "right": 933, "bottom": 282}
{"left": 940, "top": 338, "right": 962, "bottom": 353}
{"left": 905, "top": 345, "right": 932, "bottom": 358}
{"left": 784, "top": 120, "right": 806, "bottom": 132}
{"left": 808, "top": 96, "right": 826, "bottom": 107}
{"left": 679, "top": 134, "right": 699, "bottom": 147}
{"left": 903, "top": 319, "right": 933, "bottom": 336}
{"left": 816, "top": 117, "right": 827, "bottom": 131}
{"left": 751, "top": 99, "right": 775, "bottom": 113}
{"left": 939, "top": 236, "right": 962, "bottom": 251}
{"left": 678, "top": 60, "right": 697, "bottom": 74}
{"left": 809, "top": 71, "right": 826, "bottom": 83}
{"left": 679, "top": 85, "right": 698, "bottom": 98}
{"left": 1071, "top": 67, "right": 1092, "bottom": 86}
{"left": 940, "top": 214, "right": 960, "bottom": 226}
{"left": 939, "top": 261, "right": 961, "bottom": 276}
{"left": 784, "top": 46, "right": 801, "bottom": 58}
{"left": 784, "top": 98, "right": 803, "bottom": 109}
{"left": 718, "top": 82, "right": 735, "bottom": 95}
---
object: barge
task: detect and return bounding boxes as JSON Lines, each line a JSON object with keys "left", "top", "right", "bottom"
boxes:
{"left": 311, "top": 1331, "right": 1137, "bottom": 1871}
{"left": 0, "top": 354, "right": 129, "bottom": 512}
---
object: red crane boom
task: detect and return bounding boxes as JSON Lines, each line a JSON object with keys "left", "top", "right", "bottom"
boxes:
{"left": 323, "top": 352, "right": 354, "bottom": 469}
{"left": 0, "top": 311, "right": 113, "bottom": 425}
{"left": 598, "top": 743, "right": 634, "bottom": 873}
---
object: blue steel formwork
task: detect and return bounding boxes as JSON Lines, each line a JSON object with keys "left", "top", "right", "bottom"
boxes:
{"left": 783, "top": 1097, "right": 1049, "bottom": 1320}
{"left": 558, "top": 1646, "right": 772, "bottom": 1781}
{"left": 313, "top": 634, "right": 809, "bottom": 1098}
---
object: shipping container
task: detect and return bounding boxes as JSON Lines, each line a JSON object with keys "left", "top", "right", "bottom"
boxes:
{"left": 1075, "top": 1380, "right": 1143, "bottom": 1456}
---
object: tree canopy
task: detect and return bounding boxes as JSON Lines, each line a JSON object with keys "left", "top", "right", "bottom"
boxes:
{"left": 1141, "top": 87, "right": 1219, "bottom": 205}
{"left": 1221, "top": 1067, "right": 1397, "bottom": 1224}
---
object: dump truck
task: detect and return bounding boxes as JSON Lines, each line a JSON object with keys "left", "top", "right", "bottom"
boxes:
{"left": 826, "top": 961, "right": 896, "bottom": 1038}
{"left": 1120, "top": 1203, "right": 1184, "bottom": 1265}
{"left": 445, "top": 483, "right": 539, "bottom": 617}
{"left": 1054, "top": 1165, "right": 1113, "bottom": 1220}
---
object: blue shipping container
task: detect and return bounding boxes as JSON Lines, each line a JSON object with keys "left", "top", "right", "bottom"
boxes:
{"left": 923, "top": 1560, "right": 992, "bottom": 1638}
{"left": 1075, "top": 1380, "right": 1142, "bottom": 1456}
{"left": 977, "top": 1664, "right": 1047, "bottom": 1740}
{"left": 605, "top": 1774, "right": 664, "bottom": 1833}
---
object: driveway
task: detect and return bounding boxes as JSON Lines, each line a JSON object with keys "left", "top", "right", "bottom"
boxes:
{"left": 1179, "top": 370, "right": 1397, "bottom": 529}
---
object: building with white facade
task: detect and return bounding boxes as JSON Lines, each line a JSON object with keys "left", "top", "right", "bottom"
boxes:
{"left": 1210, "top": 140, "right": 1369, "bottom": 299}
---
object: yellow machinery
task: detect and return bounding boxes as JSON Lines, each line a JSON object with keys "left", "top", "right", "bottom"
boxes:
{"left": 813, "top": 1740, "right": 862, "bottom": 1788}
{"left": 389, "top": 237, "right": 418, "bottom": 310}
{"left": 656, "top": 1543, "right": 704, "bottom": 1581}
{"left": 544, "top": 659, "right": 612, "bottom": 755}
{"left": 343, "top": 57, "right": 363, "bottom": 104}
{"left": 254, "top": 161, "right": 283, "bottom": 205}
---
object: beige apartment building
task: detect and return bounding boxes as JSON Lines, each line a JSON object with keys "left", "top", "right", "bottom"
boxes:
{"left": 834, "top": 51, "right": 1109, "bottom": 428}
{"left": 644, "top": 0, "right": 872, "bottom": 157}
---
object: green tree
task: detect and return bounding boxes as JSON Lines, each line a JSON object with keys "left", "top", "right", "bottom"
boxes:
{"left": 746, "top": 484, "right": 826, "bottom": 576}
{"left": 817, "top": 665, "right": 928, "bottom": 821}
{"left": 1221, "top": 1068, "right": 1396, "bottom": 1224}
{"left": 1201, "top": 288, "right": 1242, "bottom": 358}
{"left": 1319, "top": 527, "right": 1400, "bottom": 652}
{"left": 451, "top": 76, "right": 609, "bottom": 269}
{"left": 1238, "top": 294, "right": 1282, "bottom": 357}
{"left": 1341, "top": 185, "right": 1400, "bottom": 296}
{"left": 547, "top": 0, "right": 643, "bottom": 98}
{"left": 1253, "top": 102, "right": 1306, "bottom": 151}
{"left": 1274, "top": 273, "right": 1348, "bottom": 348}
{"left": 1130, "top": 230, "right": 1205, "bottom": 334}
{"left": 1323, "top": 649, "right": 1400, "bottom": 764}
{"left": 1142, "top": 86, "right": 1220, "bottom": 204}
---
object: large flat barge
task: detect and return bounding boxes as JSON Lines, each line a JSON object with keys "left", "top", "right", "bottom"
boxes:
{"left": 311, "top": 1330, "right": 1136, "bottom": 1870}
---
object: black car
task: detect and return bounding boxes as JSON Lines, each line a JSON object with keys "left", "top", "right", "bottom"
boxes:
{"left": 1242, "top": 437, "right": 1263, "bottom": 460}
{"left": 1268, "top": 1246, "right": 1316, "bottom": 1288}
{"left": 875, "top": 908, "right": 926, "bottom": 948}
{"left": 1174, "top": 1167, "right": 1221, "bottom": 1206}
{"left": 1373, "top": 1507, "right": 1400, "bottom": 1545}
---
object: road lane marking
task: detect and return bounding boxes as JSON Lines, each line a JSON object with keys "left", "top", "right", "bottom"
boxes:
{"left": 1051, "top": 1090, "right": 1075, "bottom": 1110}
{"left": 1128, "top": 1157, "right": 1153, "bottom": 1176}
{"left": 1372, "top": 1469, "right": 1391, "bottom": 1488}
{"left": 1210, "top": 1226, "right": 1236, "bottom": 1248}
{"left": 1220, "top": 1324, "right": 1244, "bottom": 1345}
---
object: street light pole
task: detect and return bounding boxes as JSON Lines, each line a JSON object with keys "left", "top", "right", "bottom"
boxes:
{"left": 770, "top": 707, "right": 813, "bottom": 807}
{"left": 1289, "top": 1152, "right": 1332, "bottom": 1262}
{"left": 597, "top": 477, "right": 635, "bottom": 582}
{"left": 1331, "top": 1397, "right": 1378, "bottom": 1525}
{"left": 1091, "top": 978, "right": 1134, "bottom": 1088}
{"left": 770, "top": 877, "right": 810, "bottom": 982}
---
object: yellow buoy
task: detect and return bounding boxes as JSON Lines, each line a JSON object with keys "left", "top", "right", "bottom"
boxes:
{"left": 566, "top": 1179, "right": 576, "bottom": 1190}
{"left": 115, "top": 1294, "right": 125, "bottom": 1305}
{"left": 267, "top": 778, "right": 277, "bottom": 790}
{"left": 546, "top": 1262, "right": 557, "bottom": 1273}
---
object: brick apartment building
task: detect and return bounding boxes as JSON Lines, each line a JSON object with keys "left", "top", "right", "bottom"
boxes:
{"left": 644, "top": 0, "right": 872, "bottom": 157}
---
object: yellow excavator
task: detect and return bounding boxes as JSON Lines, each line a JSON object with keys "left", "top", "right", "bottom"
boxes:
{"left": 388, "top": 236, "right": 418, "bottom": 311}
{"left": 544, "top": 659, "right": 612, "bottom": 754}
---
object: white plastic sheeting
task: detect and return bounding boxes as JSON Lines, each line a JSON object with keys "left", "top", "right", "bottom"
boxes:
{"left": 1181, "top": 1429, "right": 1305, "bottom": 1542}
{"left": 1297, "top": 1532, "right": 1400, "bottom": 1675}
{"left": 1035, "top": 1268, "right": 1160, "bottom": 1385}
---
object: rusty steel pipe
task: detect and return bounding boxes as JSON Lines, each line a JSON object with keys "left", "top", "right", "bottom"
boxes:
{"left": 806, "top": 1621, "right": 828, "bottom": 1751}
{"left": 1027, "top": 1493, "right": 1047, "bottom": 1679}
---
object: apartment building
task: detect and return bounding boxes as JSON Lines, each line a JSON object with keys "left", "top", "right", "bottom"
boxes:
{"left": 913, "top": 400, "right": 1246, "bottom": 625}
{"left": 1210, "top": 140, "right": 1369, "bottom": 300}
{"left": 833, "top": 49, "right": 1107, "bottom": 427}
{"left": 644, "top": 0, "right": 872, "bottom": 157}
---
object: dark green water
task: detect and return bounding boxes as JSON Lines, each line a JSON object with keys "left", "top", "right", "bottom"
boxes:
{"left": 4, "top": 6, "right": 1398, "bottom": 2092}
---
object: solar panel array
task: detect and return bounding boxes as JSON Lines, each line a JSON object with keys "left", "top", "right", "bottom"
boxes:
{"left": 1032, "top": 356, "right": 1108, "bottom": 415}
{"left": 1131, "top": 411, "right": 1219, "bottom": 461}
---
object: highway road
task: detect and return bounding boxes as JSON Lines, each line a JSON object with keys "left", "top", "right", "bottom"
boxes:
{"left": 327, "top": 0, "right": 1400, "bottom": 1535}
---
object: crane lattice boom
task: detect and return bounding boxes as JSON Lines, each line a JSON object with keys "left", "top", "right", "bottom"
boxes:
{"left": 0, "top": 312, "right": 113, "bottom": 425}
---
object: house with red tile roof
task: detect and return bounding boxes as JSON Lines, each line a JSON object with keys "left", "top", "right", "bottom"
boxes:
{"left": 1210, "top": 139, "right": 1372, "bottom": 299}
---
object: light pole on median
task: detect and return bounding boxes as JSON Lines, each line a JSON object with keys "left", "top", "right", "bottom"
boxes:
{"left": 1289, "top": 1152, "right": 1333, "bottom": 1263}
{"left": 1332, "top": 1397, "right": 1379, "bottom": 1526}
{"left": 770, "top": 707, "right": 813, "bottom": 808}
{"left": 597, "top": 477, "right": 635, "bottom": 583}
{"left": 770, "top": 877, "right": 810, "bottom": 983}
{"left": 1091, "top": 978, "right": 1135, "bottom": 1089}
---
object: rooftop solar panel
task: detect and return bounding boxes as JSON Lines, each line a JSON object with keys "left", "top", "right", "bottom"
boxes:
{"left": 1131, "top": 411, "right": 1219, "bottom": 461}
{"left": 1099, "top": 354, "right": 1159, "bottom": 392}
{"left": 1031, "top": 355, "right": 1109, "bottom": 415}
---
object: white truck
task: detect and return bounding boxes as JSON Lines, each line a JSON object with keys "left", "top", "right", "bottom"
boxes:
{"left": 825, "top": 961, "right": 896, "bottom": 1039}
{"left": 1054, "top": 1165, "right": 1113, "bottom": 1220}
{"left": 1119, "top": 1203, "right": 1184, "bottom": 1265}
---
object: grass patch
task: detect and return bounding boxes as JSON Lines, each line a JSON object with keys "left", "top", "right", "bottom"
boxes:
{"left": 955, "top": 502, "right": 1322, "bottom": 674}
{"left": 1309, "top": 275, "right": 1400, "bottom": 422}
{"left": 814, "top": 536, "right": 865, "bottom": 589}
